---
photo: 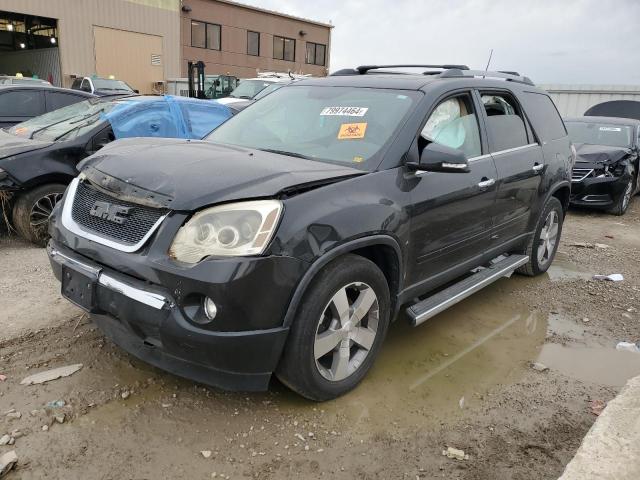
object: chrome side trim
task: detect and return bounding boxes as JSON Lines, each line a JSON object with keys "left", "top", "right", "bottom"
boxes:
{"left": 49, "top": 246, "right": 168, "bottom": 310}
{"left": 61, "top": 178, "right": 168, "bottom": 253}
{"left": 490, "top": 143, "right": 540, "bottom": 157}
{"left": 414, "top": 144, "right": 540, "bottom": 172}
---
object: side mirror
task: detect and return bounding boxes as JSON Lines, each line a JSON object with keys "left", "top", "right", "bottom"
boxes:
{"left": 133, "top": 89, "right": 140, "bottom": 94}
{"left": 408, "top": 142, "right": 470, "bottom": 173}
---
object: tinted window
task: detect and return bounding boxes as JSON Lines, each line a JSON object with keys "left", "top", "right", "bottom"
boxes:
{"left": 273, "top": 36, "right": 295, "bottom": 61}
{"left": 71, "top": 78, "right": 82, "bottom": 89}
{"left": 481, "top": 93, "right": 529, "bottom": 151}
{"left": 306, "top": 42, "right": 326, "bottom": 66}
{"left": 191, "top": 20, "right": 206, "bottom": 48}
{"left": 247, "top": 31, "right": 260, "bottom": 56}
{"left": 206, "top": 23, "right": 221, "bottom": 50}
{"left": 0, "top": 90, "right": 43, "bottom": 117}
{"left": 46, "top": 91, "right": 86, "bottom": 110}
{"left": 521, "top": 92, "right": 566, "bottom": 141}
{"left": 422, "top": 94, "right": 482, "bottom": 158}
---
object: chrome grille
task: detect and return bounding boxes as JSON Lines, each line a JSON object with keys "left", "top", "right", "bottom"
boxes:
{"left": 71, "top": 181, "right": 166, "bottom": 246}
{"left": 571, "top": 168, "right": 594, "bottom": 182}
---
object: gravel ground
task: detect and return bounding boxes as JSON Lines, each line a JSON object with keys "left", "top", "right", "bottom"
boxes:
{"left": 1, "top": 202, "right": 640, "bottom": 479}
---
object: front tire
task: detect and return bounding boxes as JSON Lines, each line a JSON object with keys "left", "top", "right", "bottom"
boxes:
{"left": 12, "top": 184, "right": 66, "bottom": 246}
{"left": 276, "top": 254, "right": 390, "bottom": 401}
{"left": 517, "top": 196, "right": 564, "bottom": 277}
{"left": 608, "top": 176, "right": 634, "bottom": 216}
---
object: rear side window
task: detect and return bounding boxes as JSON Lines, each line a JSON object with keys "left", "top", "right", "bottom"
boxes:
{"left": 521, "top": 92, "right": 566, "bottom": 141}
{"left": 46, "top": 91, "right": 86, "bottom": 111}
{"left": 481, "top": 93, "right": 529, "bottom": 151}
{"left": 0, "top": 90, "right": 44, "bottom": 117}
{"left": 71, "top": 78, "right": 82, "bottom": 89}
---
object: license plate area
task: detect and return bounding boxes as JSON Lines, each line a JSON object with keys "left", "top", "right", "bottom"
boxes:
{"left": 61, "top": 263, "right": 100, "bottom": 312}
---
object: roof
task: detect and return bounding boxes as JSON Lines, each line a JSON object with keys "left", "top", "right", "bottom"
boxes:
{"left": 296, "top": 70, "right": 542, "bottom": 92}
{"left": 207, "top": 0, "right": 333, "bottom": 28}
{"left": 565, "top": 116, "right": 640, "bottom": 126}
{"left": 0, "top": 84, "right": 95, "bottom": 96}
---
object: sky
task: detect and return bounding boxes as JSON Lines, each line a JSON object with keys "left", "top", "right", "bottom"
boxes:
{"left": 241, "top": 0, "right": 640, "bottom": 85}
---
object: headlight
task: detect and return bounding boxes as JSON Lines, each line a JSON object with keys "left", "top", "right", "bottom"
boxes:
{"left": 169, "top": 200, "right": 282, "bottom": 263}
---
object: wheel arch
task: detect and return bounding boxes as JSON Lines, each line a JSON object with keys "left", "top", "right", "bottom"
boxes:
{"left": 548, "top": 181, "right": 571, "bottom": 215}
{"left": 282, "top": 235, "right": 403, "bottom": 328}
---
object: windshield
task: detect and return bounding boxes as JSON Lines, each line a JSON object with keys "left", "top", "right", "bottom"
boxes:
{"left": 7, "top": 99, "right": 117, "bottom": 141}
{"left": 93, "top": 79, "right": 133, "bottom": 92}
{"left": 566, "top": 121, "right": 633, "bottom": 148}
{"left": 228, "top": 80, "right": 275, "bottom": 99}
{"left": 206, "top": 85, "right": 419, "bottom": 167}
{"left": 252, "top": 83, "right": 286, "bottom": 101}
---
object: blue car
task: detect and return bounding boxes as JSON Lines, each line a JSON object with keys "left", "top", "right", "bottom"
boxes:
{"left": 0, "top": 95, "right": 232, "bottom": 244}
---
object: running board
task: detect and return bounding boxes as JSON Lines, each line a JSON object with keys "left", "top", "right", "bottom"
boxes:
{"left": 406, "top": 254, "right": 529, "bottom": 327}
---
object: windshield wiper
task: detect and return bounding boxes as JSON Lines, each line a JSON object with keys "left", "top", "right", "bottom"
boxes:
{"left": 53, "top": 108, "right": 105, "bottom": 141}
{"left": 257, "top": 148, "right": 312, "bottom": 160}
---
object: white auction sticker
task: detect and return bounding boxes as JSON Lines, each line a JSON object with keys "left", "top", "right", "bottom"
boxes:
{"left": 320, "top": 106, "right": 368, "bottom": 117}
{"left": 599, "top": 127, "right": 622, "bottom": 132}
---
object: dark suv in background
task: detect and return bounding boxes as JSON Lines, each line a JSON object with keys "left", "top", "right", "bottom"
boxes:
{"left": 47, "top": 65, "right": 573, "bottom": 400}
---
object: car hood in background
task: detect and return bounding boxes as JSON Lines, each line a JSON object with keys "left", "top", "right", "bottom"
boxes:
{"left": 0, "top": 129, "right": 54, "bottom": 161}
{"left": 574, "top": 143, "right": 632, "bottom": 167}
{"left": 79, "top": 138, "right": 364, "bottom": 211}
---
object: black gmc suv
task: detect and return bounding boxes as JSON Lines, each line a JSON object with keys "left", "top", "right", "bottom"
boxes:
{"left": 47, "top": 65, "right": 573, "bottom": 400}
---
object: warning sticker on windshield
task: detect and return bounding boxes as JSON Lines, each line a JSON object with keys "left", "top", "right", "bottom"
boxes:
{"left": 338, "top": 123, "right": 367, "bottom": 139}
{"left": 321, "top": 106, "right": 368, "bottom": 117}
{"left": 600, "top": 127, "right": 622, "bottom": 132}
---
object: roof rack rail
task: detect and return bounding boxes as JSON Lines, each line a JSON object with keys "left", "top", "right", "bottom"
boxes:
{"left": 355, "top": 64, "right": 469, "bottom": 74}
{"left": 439, "top": 69, "right": 534, "bottom": 86}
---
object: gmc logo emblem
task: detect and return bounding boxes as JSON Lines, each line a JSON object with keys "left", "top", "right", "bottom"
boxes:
{"left": 89, "top": 201, "right": 132, "bottom": 224}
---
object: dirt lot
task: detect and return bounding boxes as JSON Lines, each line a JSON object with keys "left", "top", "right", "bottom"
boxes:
{"left": 1, "top": 203, "right": 640, "bottom": 480}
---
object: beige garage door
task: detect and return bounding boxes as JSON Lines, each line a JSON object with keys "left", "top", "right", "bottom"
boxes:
{"left": 94, "top": 26, "right": 163, "bottom": 94}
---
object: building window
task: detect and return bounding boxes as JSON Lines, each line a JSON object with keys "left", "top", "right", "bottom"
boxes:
{"left": 247, "top": 31, "right": 260, "bottom": 56}
{"left": 191, "top": 20, "right": 221, "bottom": 50}
{"left": 305, "top": 42, "right": 326, "bottom": 66}
{"left": 273, "top": 36, "right": 295, "bottom": 62}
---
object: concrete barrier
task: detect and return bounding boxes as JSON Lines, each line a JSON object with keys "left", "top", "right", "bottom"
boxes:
{"left": 559, "top": 375, "right": 640, "bottom": 479}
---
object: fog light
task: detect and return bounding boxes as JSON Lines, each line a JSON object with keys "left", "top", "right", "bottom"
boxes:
{"left": 203, "top": 297, "right": 217, "bottom": 320}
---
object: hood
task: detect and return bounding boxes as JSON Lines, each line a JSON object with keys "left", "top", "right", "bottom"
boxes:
{"left": 0, "top": 129, "right": 54, "bottom": 160}
{"left": 78, "top": 138, "right": 364, "bottom": 211}
{"left": 574, "top": 143, "right": 632, "bottom": 167}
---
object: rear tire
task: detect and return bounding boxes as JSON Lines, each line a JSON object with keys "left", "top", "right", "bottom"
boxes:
{"left": 12, "top": 184, "right": 66, "bottom": 246}
{"left": 517, "top": 196, "right": 564, "bottom": 277}
{"left": 276, "top": 254, "right": 390, "bottom": 401}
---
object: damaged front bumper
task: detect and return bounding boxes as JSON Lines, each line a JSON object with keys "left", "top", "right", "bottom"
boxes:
{"left": 570, "top": 164, "right": 633, "bottom": 207}
{"left": 47, "top": 240, "right": 303, "bottom": 391}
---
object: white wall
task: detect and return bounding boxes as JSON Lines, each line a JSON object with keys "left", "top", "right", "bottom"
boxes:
{"left": 540, "top": 84, "right": 640, "bottom": 117}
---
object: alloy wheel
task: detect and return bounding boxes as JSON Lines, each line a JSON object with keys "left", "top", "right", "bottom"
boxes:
{"left": 537, "top": 210, "right": 559, "bottom": 266}
{"left": 314, "top": 282, "right": 379, "bottom": 382}
{"left": 29, "top": 192, "right": 63, "bottom": 228}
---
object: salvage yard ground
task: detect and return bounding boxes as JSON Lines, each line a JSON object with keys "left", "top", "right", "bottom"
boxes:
{"left": 1, "top": 204, "right": 640, "bottom": 479}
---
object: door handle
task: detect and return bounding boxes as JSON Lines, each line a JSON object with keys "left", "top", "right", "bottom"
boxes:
{"left": 477, "top": 178, "right": 495, "bottom": 188}
{"left": 533, "top": 163, "right": 545, "bottom": 173}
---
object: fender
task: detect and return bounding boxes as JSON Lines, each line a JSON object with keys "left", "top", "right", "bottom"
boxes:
{"left": 281, "top": 234, "right": 403, "bottom": 328}
{"left": 545, "top": 179, "right": 571, "bottom": 210}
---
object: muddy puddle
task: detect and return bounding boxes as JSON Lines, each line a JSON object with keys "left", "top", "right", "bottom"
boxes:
{"left": 546, "top": 251, "right": 593, "bottom": 281}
